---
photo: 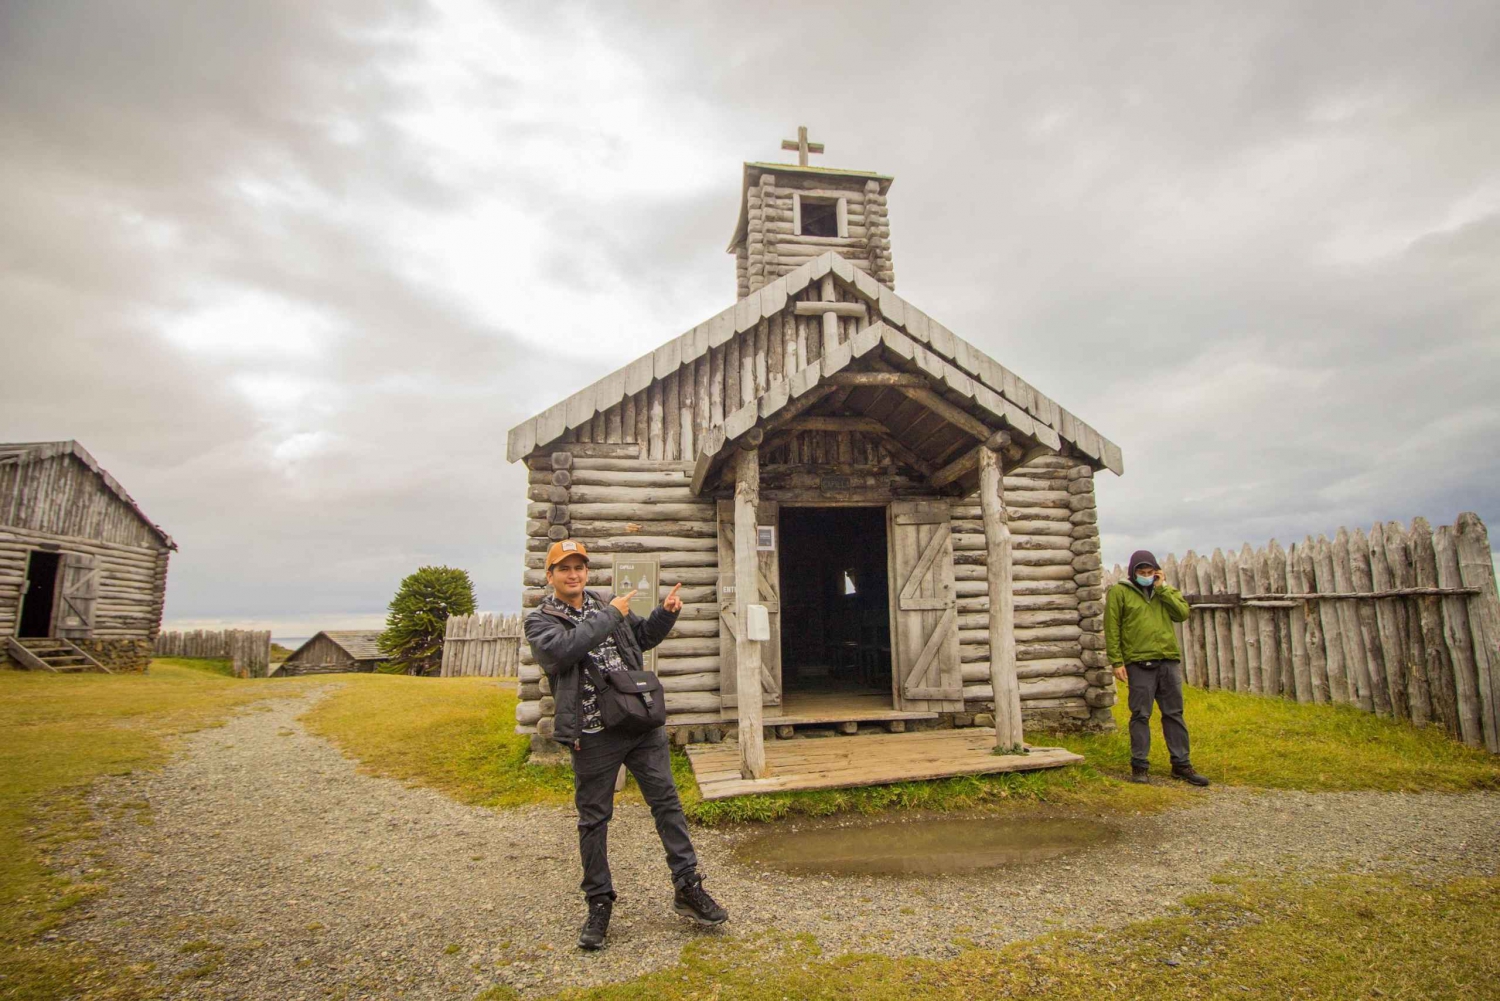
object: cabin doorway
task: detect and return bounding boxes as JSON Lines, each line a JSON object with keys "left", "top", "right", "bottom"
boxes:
{"left": 19, "top": 550, "right": 61, "bottom": 638}
{"left": 778, "top": 507, "right": 892, "bottom": 714}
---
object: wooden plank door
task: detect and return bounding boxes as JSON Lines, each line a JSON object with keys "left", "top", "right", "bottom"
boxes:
{"left": 887, "top": 501, "right": 963, "bottom": 711}
{"left": 718, "top": 500, "right": 782, "bottom": 712}
{"left": 55, "top": 553, "right": 98, "bottom": 639}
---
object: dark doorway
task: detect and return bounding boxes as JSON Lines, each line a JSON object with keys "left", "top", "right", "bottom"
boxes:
{"left": 778, "top": 507, "right": 891, "bottom": 695}
{"left": 19, "top": 550, "right": 61, "bottom": 638}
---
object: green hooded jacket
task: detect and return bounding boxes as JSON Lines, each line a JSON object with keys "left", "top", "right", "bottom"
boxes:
{"left": 1104, "top": 579, "right": 1191, "bottom": 666}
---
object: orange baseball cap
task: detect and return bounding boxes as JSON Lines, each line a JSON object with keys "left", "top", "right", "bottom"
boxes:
{"left": 545, "top": 539, "right": 589, "bottom": 570}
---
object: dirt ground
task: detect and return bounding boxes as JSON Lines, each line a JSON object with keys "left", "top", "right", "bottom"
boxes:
{"left": 62, "top": 691, "right": 1500, "bottom": 999}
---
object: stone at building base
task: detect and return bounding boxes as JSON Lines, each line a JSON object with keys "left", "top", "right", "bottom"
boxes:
{"left": 3, "top": 638, "right": 150, "bottom": 673}
{"left": 528, "top": 734, "right": 569, "bottom": 764}
{"left": 1084, "top": 707, "right": 1117, "bottom": 732}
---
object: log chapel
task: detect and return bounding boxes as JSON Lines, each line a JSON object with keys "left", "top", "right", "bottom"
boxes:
{"left": 508, "top": 130, "right": 1124, "bottom": 780}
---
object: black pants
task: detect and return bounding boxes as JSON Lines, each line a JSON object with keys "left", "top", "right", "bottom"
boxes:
{"left": 570, "top": 726, "right": 698, "bottom": 902}
{"left": 1126, "top": 659, "right": 1192, "bottom": 770}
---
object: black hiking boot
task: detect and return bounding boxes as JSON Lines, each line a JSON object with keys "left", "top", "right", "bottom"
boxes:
{"left": 577, "top": 896, "right": 612, "bottom": 950}
{"left": 1171, "top": 765, "right": 1211, "bottom": 787}
{"left": 1129, "top": 765, "right": 1150, "bottom": 784}
{"left": 672, "top": 872, "right": 728, "bottom": 926}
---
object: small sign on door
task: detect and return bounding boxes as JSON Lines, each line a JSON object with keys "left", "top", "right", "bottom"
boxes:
{"left": 612, "top": 554, "right": 660, "bottom": 672}
{"left": 756, "top": 525, "right": 776, "bottom": 551}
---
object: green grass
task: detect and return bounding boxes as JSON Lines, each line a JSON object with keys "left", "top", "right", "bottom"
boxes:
{"left": 536, "top": 872, "right": 1500, "bottom": 1000}
{"left": 303, "top": 673, "right": 1500, "bottom": 828}
{"left": 302, "top": 675, "right": 1185, "bottom": 823}
{"left": 153, "top": 655, "right": 235, "bottom": 677}
{"left": 0, "top": 661, "right": 317, "bottom": 1000}
{"left": 300, "top": 673, "right": 577, "bottom": 809}
{"left": 1060, "top": 681, "right": 1500, "bottom": 793}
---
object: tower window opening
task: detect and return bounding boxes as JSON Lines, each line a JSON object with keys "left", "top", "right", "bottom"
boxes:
{"left": 799, "top": 197, "right": 840, "bottom": 238}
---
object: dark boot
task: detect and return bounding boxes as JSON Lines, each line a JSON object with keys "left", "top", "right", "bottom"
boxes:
{"left": 1129, "top": 764, "right": 1150, "bottom": 784}
{"left": 1171, "top": 764, "right": 1210, "bottom": 787}
{"left": 672, "top": 872, "right": 728, "bottom": 926}
{"left": 577, "top": 896, "right": 612, "bottom": 950}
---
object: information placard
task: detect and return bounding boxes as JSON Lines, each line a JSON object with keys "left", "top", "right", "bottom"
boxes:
{"left": 611, "top": 554, "right": 660, "bottom": 673}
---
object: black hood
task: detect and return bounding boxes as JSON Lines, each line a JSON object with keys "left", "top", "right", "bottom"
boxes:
{"left": 1127, "top": 550, "right": 1160, "bottom": 573}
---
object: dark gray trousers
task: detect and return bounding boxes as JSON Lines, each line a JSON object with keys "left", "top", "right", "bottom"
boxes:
{"left": 570, "top": 726, "right": 697, "bottom": 902}
{"left": 1126, "top": 659, "right": 1192, "bottom": 770}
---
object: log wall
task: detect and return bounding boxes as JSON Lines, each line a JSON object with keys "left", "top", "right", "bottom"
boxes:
{"left": 949, "top": 457, "right": 1112, "bottom": 731}
{"left": 1103, "top": 513, "right": 1500, "bottom": 752}
{"left": 0, "top": 525, "right": 170, "bottom": 651}
{"left": 513, "top": 452, "right": 1114, "bottom": 747}
{"left": 440, "top": 613, "right": 522, "bottom": 678}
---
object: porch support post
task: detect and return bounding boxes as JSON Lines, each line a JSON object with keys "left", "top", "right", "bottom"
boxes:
{"left": 734, "top": 445, "right": 766, "bottom": 778}
{"left": 979, "top": 442, "right": 1024, "bottom": 751}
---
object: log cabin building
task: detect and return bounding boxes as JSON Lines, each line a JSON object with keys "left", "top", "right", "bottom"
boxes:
{"left": 273, "top": 630, "right": 385, "bottom": 676}
{"left": 506, "top": 133, "right": 1124, "bottom": 782}
{"left": 0, "top": 441, "right": 175, "bottom": 673}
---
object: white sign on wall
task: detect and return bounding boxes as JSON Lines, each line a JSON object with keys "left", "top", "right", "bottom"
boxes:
{"left": 612, "top": 554, "right": 659, "bottom": 672}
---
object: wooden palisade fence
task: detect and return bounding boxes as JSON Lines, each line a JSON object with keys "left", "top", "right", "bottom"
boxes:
{"left": 152, "top": 628, "right": 272, "bottom": 678}
{"left": 440, "top": 613, "right": 523, "bottom": 678}
{"left": 1104, "top": 513, "right": 1500, "bottom": 752}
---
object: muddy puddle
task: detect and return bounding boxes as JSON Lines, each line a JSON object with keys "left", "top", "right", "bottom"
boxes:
{"left": 733, "top": 815, "right": 1117, "bottom": 876}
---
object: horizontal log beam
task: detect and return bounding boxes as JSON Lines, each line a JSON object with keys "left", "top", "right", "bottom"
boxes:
{"left": 779, "top": 416, "right": 888, "bottom": 433}
{"left": 792, "top": 301, "right": 868, "bottom": 318}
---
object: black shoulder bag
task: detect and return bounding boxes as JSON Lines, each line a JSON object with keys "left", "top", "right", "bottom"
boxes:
{"left": 588, "top": 662, "right": 666, "bottom": 734}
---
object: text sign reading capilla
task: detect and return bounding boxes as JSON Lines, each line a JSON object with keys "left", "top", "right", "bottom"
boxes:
{"left": 612, "top": 554, "right": 659, "bottom": 673}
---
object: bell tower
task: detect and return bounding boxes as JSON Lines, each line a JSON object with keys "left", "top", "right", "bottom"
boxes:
{"left": 727, "top": 127, "right": 895, "bottom": 299}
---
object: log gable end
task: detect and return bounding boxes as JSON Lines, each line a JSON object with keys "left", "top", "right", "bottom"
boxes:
{"left": 506, "top": 252, "right": 1122, "bottom": 481}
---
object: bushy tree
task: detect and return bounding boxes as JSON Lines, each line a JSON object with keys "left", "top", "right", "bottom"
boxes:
{"left": 378, "top": 565, "right": 477, "bottom": 676}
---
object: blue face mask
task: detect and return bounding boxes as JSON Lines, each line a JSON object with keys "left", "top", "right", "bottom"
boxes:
{"left": 1135, "top": 573, "right": 1155, "bottom": 588}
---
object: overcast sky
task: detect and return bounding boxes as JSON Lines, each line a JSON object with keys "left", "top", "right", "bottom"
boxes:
{"left": 3, "top": 0, "right": 1497, "bottom": 638}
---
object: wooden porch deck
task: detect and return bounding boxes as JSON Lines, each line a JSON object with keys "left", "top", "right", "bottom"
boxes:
{"left": 766, "top": 691, "right": 936, "bottom": 725}
{"left": 685, "top": 728, "right": 1085, "bottom": 800}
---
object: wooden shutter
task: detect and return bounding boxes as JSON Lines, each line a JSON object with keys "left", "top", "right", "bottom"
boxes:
{"left": 717, "top": 500, "right": 782, "bottom": 712}
{"left": 56, "top": 553, "right": 98, "bottom": 639}
{"left": 888, "top": 501, "right": 963, "bottom": 709}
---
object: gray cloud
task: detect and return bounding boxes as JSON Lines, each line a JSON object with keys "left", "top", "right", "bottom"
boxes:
{"left": 2, "top": 0, "right": 1496, "bottom": 635}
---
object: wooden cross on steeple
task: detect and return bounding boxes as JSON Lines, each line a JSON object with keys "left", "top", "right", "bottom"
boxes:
{"left": 781, "top": 125, "right": 824, "bottom": 167}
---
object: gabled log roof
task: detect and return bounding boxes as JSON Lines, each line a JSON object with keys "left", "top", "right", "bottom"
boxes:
{"left": 506, "top": 252, "right": 1122, "bottom": 477}
{"left": 0, "top": 440, "right": 176, "bottom": 549}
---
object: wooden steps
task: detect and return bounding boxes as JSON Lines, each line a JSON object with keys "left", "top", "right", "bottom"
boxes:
{"left": 5, "top": 637, "right": 111, "bottom": 674}
{"left": 685, "top": 727, "right": 1083, "bottom": 800}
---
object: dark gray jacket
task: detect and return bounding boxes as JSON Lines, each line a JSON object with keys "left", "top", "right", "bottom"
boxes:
{"left": 523, "top": 590, "right": 678, "bottom": 746}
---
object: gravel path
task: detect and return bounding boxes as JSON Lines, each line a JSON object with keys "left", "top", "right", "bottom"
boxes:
{"left": 63, "top": 689, "right": 1500, "bottom": 999}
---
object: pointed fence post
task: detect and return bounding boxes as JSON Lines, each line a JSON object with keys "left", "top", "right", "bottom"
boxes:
{"left": 1455, "top": 513, "right": 1500, "bottom": 752}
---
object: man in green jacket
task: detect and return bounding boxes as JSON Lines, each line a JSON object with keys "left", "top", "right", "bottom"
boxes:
{"left": 1105, "top": 550, "right": 1210, "bottom": 787}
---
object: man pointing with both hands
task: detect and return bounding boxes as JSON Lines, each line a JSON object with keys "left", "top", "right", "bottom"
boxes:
{"left": 524, "top": 539, "right": 728, "bottom": 952}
